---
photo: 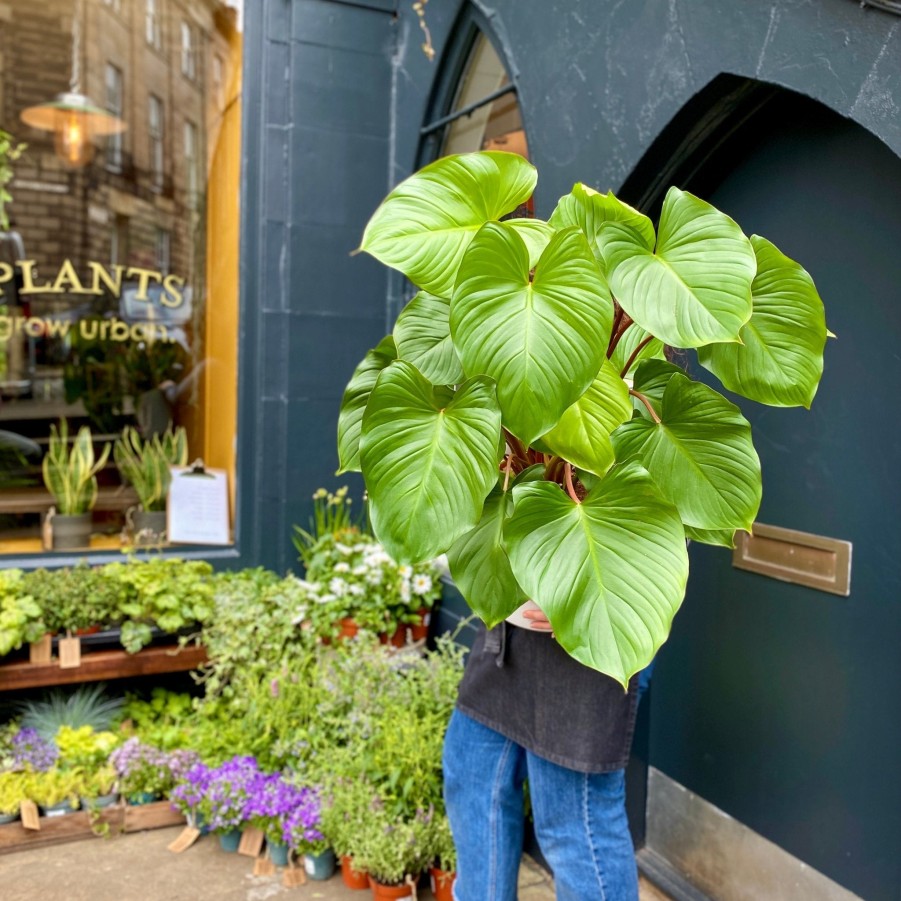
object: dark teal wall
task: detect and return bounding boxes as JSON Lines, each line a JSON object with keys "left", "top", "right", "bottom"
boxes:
{"left": 242, "top": 1, "right": 901, "bottom": 896}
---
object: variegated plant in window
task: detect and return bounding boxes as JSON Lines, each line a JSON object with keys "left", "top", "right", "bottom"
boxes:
{"left": 337, "top": 151, "right": 829, "bottom": 687}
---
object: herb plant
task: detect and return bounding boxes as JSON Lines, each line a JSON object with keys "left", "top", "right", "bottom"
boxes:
{"left": 339, "top": 150, "right": 829, "bottom": 685}
{"left": 0, "top": 569, "right": 45, "bottom": 656}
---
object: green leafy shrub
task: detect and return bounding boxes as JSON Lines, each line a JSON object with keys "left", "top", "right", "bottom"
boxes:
{"left": 17, "top": 684, "right": 124, "bottom": 739}
{"left": 0, "top": 569, "right": 45, "bottom": 656}
{"left": 22, "top": 564, "right": 125, "bottom": 635}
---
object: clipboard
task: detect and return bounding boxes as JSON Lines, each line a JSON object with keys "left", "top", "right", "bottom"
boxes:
{"left": 167, "top": 461, "right": 230, "bottom": 545}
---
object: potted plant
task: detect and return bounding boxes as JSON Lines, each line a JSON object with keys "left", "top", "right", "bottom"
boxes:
{"left": 24, "top": 564, "right": 123, "bottom": 638}
{"left": 0, "top": 569, "right": 45, "bottom": 657}
{"left": 30, "top": 767, "right": 82, "bottom": 816}
{"left": 338, "top": 150, "right": 829, "bottom": 685}
{"left": 427, "top": 813, "right": 456, "bottom": 901}
{"left": 0, "top": 127, "right": 25, "bottom": 231}
{"left": 349, "top": 800, "right": 434, "bottom": 900}
{"left": 114, "top": 424, "right": 188, "bottom": 541}
{"left": 0, "top": 772, "right": 29, "bottom": 824}
{"left": 108, "top": 737, "right": 178, "bottom": 805}
{"left": 42, "top": 419, "right": 110, "bottom": 550}
{"left": 317, "top": 776, "right": 376, "bottom": 889}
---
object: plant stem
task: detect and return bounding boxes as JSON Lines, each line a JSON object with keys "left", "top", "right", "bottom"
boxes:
{"left": 564, "top": 463, "right": 581, "bottom": 504}
{"left": 502, "top": 454, "right": 513, "bottom": 492}
{"left": 503, "top": 429, "right": 528, "bottom": 466}
{"left": 619, "top": 334, "right": 655, "bottom": 378}
{"left": 607, "top": 308, "right": 634, "bottom": 358}
{"left": 629, "top": 388, "right": 662, "bottom": 424}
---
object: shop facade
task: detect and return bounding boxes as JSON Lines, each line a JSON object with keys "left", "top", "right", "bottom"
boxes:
{"left": 3, "top": 1, "right": 900, "bottom": 899}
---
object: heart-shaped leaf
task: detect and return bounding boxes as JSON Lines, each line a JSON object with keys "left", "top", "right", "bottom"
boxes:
{"left": 451, "top": 222, "right": 612, "bottom": 445}
{"left": 697, "top": 234, "right": 827, "bottom": 407}
{"left": 542, "top": 359, "right": 632, "bottom": 475}
{"left": 550, "top": 183, "right": 655, "bottom": 254}
{"left": 360, "top": 361, "right": 502, "bottom": 562}
{"left": 685, "top": 525, "right": 737, "bottom": 548}
{"left": 611, "top": 373, "right": 761, "bottom": 532}
{"left": 393, "top": 291, "right": 465, "bottom": 385}
{"left": 505, "top": 465, "right": 689, "bottom": 686}
{"left": 336, "top": 335, "right": 397, "bottom": 473}
{"left": 598, "top": 188, "right": 755, "bottom": 348}
{"left": 631, "top": 359, "right": 685, "bottom": 411}
{"left": 446, "top": 487, "right": 526, "bottom": 627}
{"left": 359, "top": 151, "right": 537, "bottom": 296}
{"left": 505, "top": 218, "right": 556, "bottom": 268}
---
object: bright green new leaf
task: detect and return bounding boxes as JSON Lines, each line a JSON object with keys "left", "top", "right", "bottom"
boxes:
{"left": 598, "top": 187, "right": 755, "bottom": 348}
{"left": 550, "top": 182, "right": 655, "bottom": 254}
{"left": 631, "top": 359, "right": 685, "bottom": 411}
{"left": 505, "top": 466, "right": 689, "bottom": 686}
{"left": 451, "top": 222, "right": 612, "bottom": 445}
{"left": 360, "top": 361, "right": 502, "bottom": 563}
{"left": 446, "top": 487, "right": 526, "bottom": 628}
{"left": 505, "top": 218, "right": 556, "bottom": 268}
{"left": 542, "top": 359, "right": 632, "bottom": 475}
{"left": 611, "top": 373, "right": 761, "bottom": 532}
{"left": 359, "top": 151, "right": 537, "bottom": 296}
{"left": 697, "top": 234, "right": 827, "bottom": 407}
{"left": 336, "top": 335, "right": 396, "bottom": 473}
{"left": 393, "top": 292, "right": 464, "bottom": 385}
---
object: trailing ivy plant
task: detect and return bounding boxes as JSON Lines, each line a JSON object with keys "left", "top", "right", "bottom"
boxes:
{"left": 337, "top": 150, "right": 829, "bottom": 687}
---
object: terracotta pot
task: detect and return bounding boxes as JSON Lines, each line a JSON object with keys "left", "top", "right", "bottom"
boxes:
{"left": 336, "top": 617, "right": 360, "bottom": 640}
{"left": 378, "top": 625, "right": 407, "bottom": 648}
{"left": 341, "top": 855, "right": 369, "bottom": 890}
{"left": 75, "top": 625, "right": 102, "bottom": 636}
{"left": 367, "top": 875, "right": 415, "bottom": 900}
{"left": 429, "top": 867, "right": 456, "bottom": 901}
{"left": 409, "top": 608, "right": 431, "bottom": 642}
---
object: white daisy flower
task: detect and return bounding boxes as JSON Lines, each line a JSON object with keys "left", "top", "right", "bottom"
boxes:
{"left": 329, "top": 578, "right": 349, "bottom": 596}
{"left": 398, "top": 564, "right": 413, "bottom": 579}
{"left": 334, "top": 562, "right": 350, "bottom": 573}
{"left": 412, "top": 574, "right": 432, "bottom": 596}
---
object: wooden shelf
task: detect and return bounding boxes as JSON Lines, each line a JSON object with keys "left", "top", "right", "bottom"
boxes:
{"left": 0, "top": 643, "right": 207, "bottom": 692}
{"left": 0, "top": 800, "right": 185, "bottom": 854}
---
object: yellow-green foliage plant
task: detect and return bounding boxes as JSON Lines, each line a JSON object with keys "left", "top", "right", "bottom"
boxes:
{"left": 114, "top": 425, "right": 188, "bottom": 512}
{"left": 42, "top": 420, "right": 110, "bottom": 515}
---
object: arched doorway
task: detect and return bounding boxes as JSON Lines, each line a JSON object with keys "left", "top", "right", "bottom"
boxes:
{"left": 639, "top": 84, "right": 901, "bottom": 901}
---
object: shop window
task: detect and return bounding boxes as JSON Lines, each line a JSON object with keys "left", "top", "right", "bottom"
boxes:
{"left": 0, "top": 0, "right": 243, "bottom": 555}
{"left": 105, "top": 64, "right": 124, "bottom": 172}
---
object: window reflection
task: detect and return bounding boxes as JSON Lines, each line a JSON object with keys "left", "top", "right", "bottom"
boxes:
{"left": 0, "top": 0, "right": 242, "bottom": 553}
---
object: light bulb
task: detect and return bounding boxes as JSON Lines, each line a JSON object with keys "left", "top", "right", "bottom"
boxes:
{"left": 54, "top": 110, "right": 94, "bottom": 168}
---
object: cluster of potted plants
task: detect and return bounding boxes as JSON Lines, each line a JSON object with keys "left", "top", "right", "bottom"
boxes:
{"left": 0, "top": 557, "right": 215, "bottom": 659}
{"left": 294, "top": 487, "right": 443, "bottom": 645}
{"left": 40, "top": 418, "right": 187, "bottom": 550}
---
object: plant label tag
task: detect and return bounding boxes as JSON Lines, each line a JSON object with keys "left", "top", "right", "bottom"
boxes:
{"left": 166, "top": 826, "right": 201, "bottom": 853}
{"left": 253, "top": 855, "right": 276, "bottom": 876}
{"left": 237, "top": 826, "right": 265, "bottom": 857}
{"left": 58, "top": 636, "right": 82, "bottom": 669}
{"left": 42, "top": 508, "right": 54, "bottom": 550}
{"left": 20, "top": 799, "right": 41, "bottom": 831}
{"left": 29, "top": 634, "right": 52, "bottom": 665}
{"left": 282, "top": 865, "right": 306, "bottom": 887}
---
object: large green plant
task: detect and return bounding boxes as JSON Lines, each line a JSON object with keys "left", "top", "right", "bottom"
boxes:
{"left": 338, "top": 151, "right": 829, "bottom": 687}
{"left": 42, "top": 420, "right": 111, "bottom": 515}
{"left": 114, "top": 425, "right": 188, "bottom": 511}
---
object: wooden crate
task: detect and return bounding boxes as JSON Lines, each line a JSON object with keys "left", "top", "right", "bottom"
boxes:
{"left": 0, "top": 801, "right": 185, "bottom": 854}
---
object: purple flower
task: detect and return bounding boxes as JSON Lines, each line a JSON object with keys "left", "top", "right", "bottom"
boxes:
{"left": 11, "top": 728, "right": 58, "bottom": 772}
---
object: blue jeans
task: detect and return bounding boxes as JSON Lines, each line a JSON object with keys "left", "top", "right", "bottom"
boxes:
{"left": 443, "top": 709, "right": 638, "bottom": 901}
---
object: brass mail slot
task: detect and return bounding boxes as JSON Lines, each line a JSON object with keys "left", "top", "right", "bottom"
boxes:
{"left": 732, "top": 523, "right": 852, "bottom": 596}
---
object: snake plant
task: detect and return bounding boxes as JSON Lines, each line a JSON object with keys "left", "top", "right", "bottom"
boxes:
{"left": 42, "top": 420, "right": 110, "bottom": 515}
{"left": 113, "top": 425, "right": 188, "bottom": 512}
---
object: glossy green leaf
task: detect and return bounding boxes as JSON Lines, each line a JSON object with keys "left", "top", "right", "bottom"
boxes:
{"left": 697, "top": 234, "right": 827, "bottom": 407}
{"left": 550, "top": 183, "right": 655, "bottom": 254}
{"left": 631, "top": 359, "right": 685, "bottom": 412}
{"left": 609, "top": 324, "right": 666, "bottom": 379}
{"left": 598, "top": 188, "right": 755, "bottom": 348}
{"left": 359, "top": 151, "right": 537, "bottom": 296}
{"left": 446, "top": 487, "right": 526, "bottom": 628}
{"left": 505, "top": 218, "right": 556, "bottom": 268}
{"left": 542, "top": 359, "right": 632, "bottom": 475}
{"left": 685, "top": 525, "right": 737, "bottom": 548}
{"left": 336, "top": 336, "right": 397, "bottom": 473}
{"left": 360, "top": 361, "right": 502, "bottom": 562}
{"left": 505, "top": 466, "right": 689, "bottom": 686}
{"left": 451, "top": 222, "right": 612, "bottom": 445}
{"left": 611, "top": 373, "right": 761, "bottom": 532}
{"left": 393, "top": 292, "right": 464, "bottom": 385}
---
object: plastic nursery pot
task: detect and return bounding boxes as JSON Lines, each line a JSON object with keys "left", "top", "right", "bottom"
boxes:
{"left": 81, "top": 793, "right": 118, "bottom": 810}
{"left": 42, "top": 800, "right": 79, "bottom": 817}
{"left": 429, "top": 867, "right": 456, "bottom": 901}
{"left": 126, "top": 791, "right": 160, "bottom": 806}
{"left": 409, "top": 609, "right": 431, "bottom": 642}
{"left": 367, "top": 876, "right": 416, "bottom": 900}
{"left": 378, "top": 625, "right": 407, "bottom": 648}
{"left": 268, "top": 841, "right": 291, "bottom": 868}
{"left": 304, "top": 848, "right": 336, "bottom": 880}
{"left": 0, "top": 813, "right": 19, "bottom": 825}
{"left": 340, "top": 855, "right": 370, "bottom": 890}
{"left": 218, "top": 828, "right": 242, "bottom": 853}
{"left": 336, "top": 617, "right": 360, "bottom": 640}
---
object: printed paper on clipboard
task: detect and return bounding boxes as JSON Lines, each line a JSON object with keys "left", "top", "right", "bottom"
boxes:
{"left": 167, "top": 463, "right": 230, "bottom": 545}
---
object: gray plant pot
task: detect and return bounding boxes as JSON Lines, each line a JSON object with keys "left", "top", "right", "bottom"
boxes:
{"left": 133, "top": 509, "right": 167, "bottom": 538}
{"left": 50, "top": 513, "right": 92, "bottom": 550}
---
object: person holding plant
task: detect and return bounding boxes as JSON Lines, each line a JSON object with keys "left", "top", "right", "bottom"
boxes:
{"left": 443, "top": 609, "right": 641, "bottom": 901}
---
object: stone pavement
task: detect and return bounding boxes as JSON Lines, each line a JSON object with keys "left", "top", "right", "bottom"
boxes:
{"left": 0, "top": 825, "right": 670, "bottom": 900}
